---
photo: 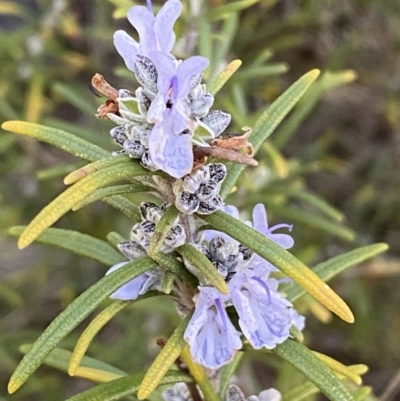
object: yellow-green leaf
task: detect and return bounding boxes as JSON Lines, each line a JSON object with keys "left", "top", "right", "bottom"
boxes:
{"left": 207, "top": 59, "right": 242, "bottom": 95}
{"left": 274, "top": 340, "right": 355, "bottom": 401}
{"left": 1, "top": 121, "right": 109, "bottom": 161}
{"left": 73, "top": 183, "right": 154, "bottom": 211}
{"left": 220, "top": 69, "right": 320, "bottom": 198}
{"left": 9, "top": 226, "right": 123, "bottom": 266}
{"left": 69, "top": 301, "right": 131, "bottom": 376}
{"left": 313, "top": 352, "right": 362, "bottom": 385}
{"left": 66, "top": 371, "right": 192, "bottom": 401}
{"left": 20, "top": 345, "right": 126, "bottom": 378}
{"left": 8, "top": 257, "right": 157, "bottom": 394}
{"left": 64, "top": 155, "right": 130, "bottom": 185}
{"left": 283, "top": 243, "right": 389, "bottom": 302}
{"left": 137, "top": 314, "right": 192, "bottom": 400}
{"left": 18, "top": 161, "right": 152, "bottom": 249}
{"left": 202, "top": 211, "right": 354, "bottom": 323}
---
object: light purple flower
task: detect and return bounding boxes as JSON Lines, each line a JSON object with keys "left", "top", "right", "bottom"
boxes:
{"left": 252, "top": 204, "right": 294, "bottom": 249}
{"left": 106, "top": 262, "right": 157, "bottom": 300}
{"left": 184, "top": 287, "right": 242, "bottom": 369}
{"left": 229, "top": 267, "right": 304, "bottom": 349}
{"left": 114, "top": 0, "right": 182, "bottom": 71}
{"left": 146, "top": 51, "right": 209, "bottom": 177}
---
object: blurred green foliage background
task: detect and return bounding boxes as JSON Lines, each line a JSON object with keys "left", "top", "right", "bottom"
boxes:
{"left": 0, "top": 0, "right": 399, "bottom": 400}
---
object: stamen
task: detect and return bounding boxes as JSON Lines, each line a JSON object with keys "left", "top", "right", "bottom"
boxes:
{"left": 268, "top": 223, "right": 293, "bottom": 233}
{"left": 251, "top": 276, "right": 272, "bottom": 304}
{"left": 215, "top": 298, "right": 228, "bottom": 331}
{"left": 146, "top": 0, "right": 153, "bottom": 13}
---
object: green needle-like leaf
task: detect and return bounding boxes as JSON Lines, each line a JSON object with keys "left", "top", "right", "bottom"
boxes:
{"left": 20, "top": 345, "right": 126, "bottom": 378}
{"left": 69, "top": 301, "right": 132, "bottom": 376}
{"left": 274, "top": 340, "right": 355, "bottom": 401}
{"left": 66, "top": 371, "right": 192, "bottom": 401}
{"left": 283, "top": 243, "right": 389, "bottom": 302}
{"left": 64, "top": 155, "right": 131, "bottom": 185}
{"left": 73, "top": 183, "right": 154, "bottom": 211}
{"left": 207, "top": 59, "right": 242, "bottom": 95}
{"left": 220, "top": 69, "right": 320, "bottom": 198}
{"left": 8, "top": 226, "right": 123, "bottom": 266}
{"left": 18, "top": 161, "right": 153, "bottom": 249}
{"left": 137, "top": 314, "right": 192, "bottom": 400}
{"left": 205, "top": 0, "right": 263, "bottom": 21}
{"left": 7, "top": 257, "right": 157, "bottom": 394}
{"left": 102, "top": 196, "right": 142, "bottom": 222}
{"left": 202, "top": 211, "right": 354, "bottom": 323}
{"left": 178, "top": 244, "right": 229, "bottom": 295}
{"left": 1, "top": 121, "right": 109, "bottom": 161}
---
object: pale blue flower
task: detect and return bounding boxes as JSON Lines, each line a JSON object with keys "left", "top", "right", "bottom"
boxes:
{"left": 106, "top": 262, "right": 159, "bottom": 300}
{"left": 114, "top": 0, "right": 182, "bottom": 71}
{"left": 146, "top": 52, "right": 209, "bottom": 177}
{"left": 229, "top": 266, "right": 304, "bottom": 350}
{"left": 184, "top": 287, "right": 242, "bottom": 369}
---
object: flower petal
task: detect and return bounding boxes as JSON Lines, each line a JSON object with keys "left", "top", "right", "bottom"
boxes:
{"left": 114, "top": 30, "right": 139, "bottom": 71}
{"left": 176, "top": 56, "right": 209, "bottom": 98}
{"left": 155, "top": 0, "right": 182, "bottom": 52}
{"left": 106, "top": 262, "right": 149, "bottom": 300}
{"left": 127, "top": 5, "right": 157, "bottom": 56}
{"left": 149, "top": 116, "right": 193, "bottom": 178}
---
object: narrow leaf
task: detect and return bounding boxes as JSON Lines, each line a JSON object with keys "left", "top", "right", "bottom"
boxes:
{"left": 8, "top": 257, "right": 157, "bottom": 394}
{"left": 208, "top": 59, "right": 242, "bottom": 95}
{"left": 149, "top": 205, "right": 179, "bottom": 256}
{"left": 64, "top": 155, "right": 130, "bottom": 185}
{"left": 69, "top": 301, "right": 132, "bottom": 375}
{"left": 9, "top": 226, "right": 123, "bottom": 266}
{"left": 103, "top": 196, "right": 142, "bottom": 222}
{"left": 202, "top": 211, "right": 354, "bottom": 323}
{"left": 137, "top": 315, "right": 192, "bottom": 400}
{"left": 220, "top": 69, "right": 320, "bottom": 198}
{"left": 283, "top": 243, "right": 389, "bottom": 302}
{"left": 181, "top": 345, "right": 222, "bottom": 401}
{"left": 177, "top": 244, "right": 229, "bottom": 295}
{"left": 205, "top": 0, "right": 262, "bottom": 21}
{"left": 73, "top": 183, "right": 154, "bottom": 211}
{"left": 1, "top": 121, "right": 109, "bottom": 161}
{"left": 66, "top": 371, "right": 192, "bottom": 401}
{"left": 107, "top": 232, "right": 127, "bottom": 248}
{"left": 20, "top": 345, "right": 126, "bottom": 377}
{"left": 274, "top": 340, "right": 355, "bottom": 401}
{"left": 71, "top": 367, "right": 124, "bottom": 383}
{"left": 18, "top": 161, "right": 152, "bottom": 249}
{"left": 313, "top": 351, "right": 362, "bottom": 385}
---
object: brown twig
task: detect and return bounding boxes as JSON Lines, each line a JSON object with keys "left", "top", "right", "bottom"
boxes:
{"left": 193, "top": 146, "right": 258, "bottom": 166}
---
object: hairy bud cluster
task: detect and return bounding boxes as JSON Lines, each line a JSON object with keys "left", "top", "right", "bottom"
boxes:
{"left": 173, "top": 163, "right": 227, "bottom": 215}
{"left": 184, "top": 235, "right": 253, "bottom": 282}
{"left": 118, "top": 202, "right": 186, "bottom": 259}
